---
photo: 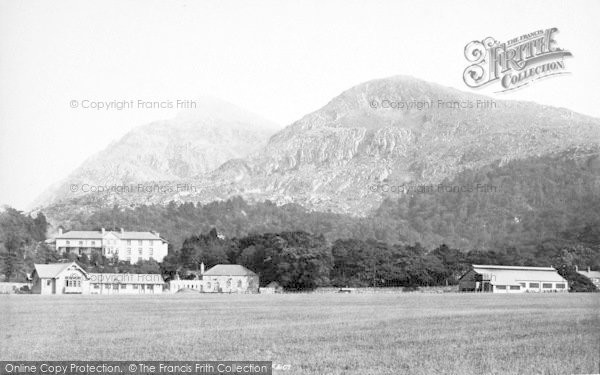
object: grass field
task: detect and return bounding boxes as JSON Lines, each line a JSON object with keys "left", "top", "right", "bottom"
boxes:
{"left": 1, "top": 293, "right": 598, "bottom": 375}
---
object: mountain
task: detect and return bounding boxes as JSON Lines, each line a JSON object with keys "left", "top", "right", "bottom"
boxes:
{"left": 41, "top": 148, "right": 600, "bottom": 252}
{"left": 36, "top": 76, "right": 600, "bottom": 219}
{"left": 31, "top": 97, "right": 279, "bottom": 210}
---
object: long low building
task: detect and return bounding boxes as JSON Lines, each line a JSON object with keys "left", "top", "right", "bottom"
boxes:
{"left": 459, "top": 265, "right": 568, "bottom": 293}
{"left": 31, "top": 262, "right": 164, "bottom": 295}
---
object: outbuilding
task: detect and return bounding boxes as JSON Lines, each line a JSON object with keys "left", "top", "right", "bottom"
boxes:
{"left": 459, "top": 265, "right": 568, "bottom": 293}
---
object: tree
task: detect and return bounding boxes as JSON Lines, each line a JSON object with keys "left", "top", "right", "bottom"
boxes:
{"left": 557, "top": 265, "right": 597, "bottom": 292}
{"left": 1, "top": 233, "right": 26, "bottom": 281}
{"left": 277, "top": 245, "right": 332, "bottom": 291}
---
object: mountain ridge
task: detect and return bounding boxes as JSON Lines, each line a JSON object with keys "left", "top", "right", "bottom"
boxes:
{"left": 34, "top": 76, "right": 600, "bottom": 219}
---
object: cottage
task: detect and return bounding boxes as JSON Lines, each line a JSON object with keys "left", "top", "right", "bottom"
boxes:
{"left": 31, "top": 262, "right": 164, "bottom": 295}
{"left": 31, "top": 262, "right": 89, "bottom": 294}
{"left": 459, "top": 265, "right": 568, "bottom": 293}
{"left": 168, "top": 264, "right": 259, "bottom": 294}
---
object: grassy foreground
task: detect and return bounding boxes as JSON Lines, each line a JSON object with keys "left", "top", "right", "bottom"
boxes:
{"left": 0, "top": 293, "right": 598, "bottom": 375}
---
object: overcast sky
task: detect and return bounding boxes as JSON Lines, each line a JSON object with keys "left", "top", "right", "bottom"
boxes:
{"left": 1, "top": 0, "right": 598, "bottom": 210}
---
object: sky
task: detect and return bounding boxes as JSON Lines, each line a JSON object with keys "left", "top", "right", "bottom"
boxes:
{"left": 0, "top": 0, "right": 598, "bottom": 211}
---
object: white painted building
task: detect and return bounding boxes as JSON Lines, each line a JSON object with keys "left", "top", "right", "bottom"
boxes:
{"left": 459, "top": 265, "right": 569, "bottom": 293}
{"left": 31, "top": 262, "right": 164, "bottom": 295}
{"left": 53, "top": 228, "right": 168, "bottom": 263}
{"left": 168, "top": 264, "right": 259, "bottom": 294}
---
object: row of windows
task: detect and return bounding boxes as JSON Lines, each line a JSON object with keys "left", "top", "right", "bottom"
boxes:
{"left": 91, "top": 283, "right": 155, "bottom": 290}
{"left": 205, "top": 280, "right": 243, "bottom": 289}
{"left": 64, "top": 240, "right": 159, "bottom": 246}
{"left": 496, "top": 283, "right": 566, "bottom": 290}
{"left": 65, "top": 280, "right": 81, "bottom": 287}
{"left": 104, "top": 248, "right": 154, "bottom": 257}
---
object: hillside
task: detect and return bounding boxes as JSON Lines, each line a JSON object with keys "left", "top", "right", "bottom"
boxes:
{"left": 30, "top": 97, "right": 279, "bottom": 210}
{"left": 42, "top": 148, "right": 600, "bottom": 251}
{"left": 35, "top": 76, "right": 600, "bottom": 218}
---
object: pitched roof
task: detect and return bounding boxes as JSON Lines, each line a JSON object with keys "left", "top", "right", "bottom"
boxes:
{"left": 471, "top": 265, "right": 567, "bottom": 285}
{"left": 34, "top": 262, "right": 87, "bottom": 278}
{"left": 55, "top": 231, "right": 104, "bottom": 239}
{"left": 203, "top": 264, "right": 257, "bottom": 277}
{"left": 116, "top": 232, "right": 164, "bottom": 240}
{"left": 55, "top": 230, "right": 167, "bottom": 242}
{"left": 88, "top": 273, "right": 164, "bottom": 285}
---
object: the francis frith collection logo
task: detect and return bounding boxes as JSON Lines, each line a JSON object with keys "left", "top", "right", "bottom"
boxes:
{"left": 463, "top": 27, "right": 572, "bottom": 92}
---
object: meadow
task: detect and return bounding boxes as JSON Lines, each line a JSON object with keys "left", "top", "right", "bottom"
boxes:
{"left": 0, "top": 293, "right": 598, "bottom": 375}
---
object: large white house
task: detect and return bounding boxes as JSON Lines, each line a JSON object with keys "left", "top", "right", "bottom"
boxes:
{"left": 31, "top": 262, "right": 165, "bottom": 295}
{"left": 459, "top": 265, "right": 569, "bottom": 293}
{"left": 52, "top": 228, "right": 168, "bottom": 263}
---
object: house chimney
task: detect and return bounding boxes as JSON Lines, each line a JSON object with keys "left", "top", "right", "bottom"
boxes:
{"left": 101, "top": 228, "right": 105, "bottom": 235}
{"left": 575, "top": 265, "right": 579, "bottom": 271}
{"left": 120, "top": 228, "right": 124, "bottom": 234}
{"left": 58, "top": 228, "right": 63, "bottom": 235}
{"left": 588, "top": 267, "right": 591, "bottom": 273}
{"left": 200, "top": 262, "right": 205, "bottom": 275}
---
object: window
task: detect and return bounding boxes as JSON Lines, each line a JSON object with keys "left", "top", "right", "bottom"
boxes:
{"left": 138, "top": 248, "right": 142, "bottom": 255}
{"left": 542, "top": 283, "right": 552, "bottom": 289}
{"left": 91, "top": 241, "right": 95, "bottom": 246}
{"left": 207, "top": 282, "right": 211, "bottom": 289}
{"left": 149, "top": 248, "right": 153, "bottom": 257}
{"left": 133, "top": 284, "right": 138, "bottom": 289}
{"left": 47, "top": 280, "right": 51, "bottom": 286}
{"left": 79, "top": 241, "right": 83, "bottom": 246}
{"left": 138, "top": 240, "right": 143, "bottom": 246}
{"left": 127, "top": 248, "right": 131, "bottom": 255}
{"left": 140, "top": 284, "right": 145, "bottom": 290}
{"left": 529, "top": 283, "right": 539, "bottom": 288}
{"left": 148, "top": 284, "right": 154, "bottom": 290}
{"left": 226, "top": 279, "right": 231, "bottom": 288}
{"left": 112, "top": 284, "right": 119, "bottom": 289}
{"left": 93, "top": 284, "right": 99, "bottom": 289}
{"left": 496, "top": 285, "right": 506, "bottom": 290}
{"left": 127, "top": 240, "right": 131, "bottom": 245}
{"left": 237, "top": 280, "right": 242, "bottom": 288}
{"left": 509, "top": 285, "right": 520, "bottom": 290}
{"left": 556, "top": 283, "right": 566, "bottom": 289}
{"left": 66, "top": 241, "right": 70, "bottom": 245}
{"left": 138, "top": 257, "right": 142, "bottom": 263}
{"left": 519, "top": 282, "right": 526, "bottom": 288}
{"left": 120, "top": 284, "right": 126, "bottom": 289}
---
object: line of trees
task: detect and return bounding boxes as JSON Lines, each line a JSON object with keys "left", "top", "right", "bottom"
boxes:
{"left": 165, "top": 228, "right": 599, "bottom": 292}
{"left": 1, "top": 206, "right": 598, "bottom": 292}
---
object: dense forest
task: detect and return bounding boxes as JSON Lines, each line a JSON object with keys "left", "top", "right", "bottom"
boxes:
{"left": 1, "top": 207, "right": 598, "bottom": 292}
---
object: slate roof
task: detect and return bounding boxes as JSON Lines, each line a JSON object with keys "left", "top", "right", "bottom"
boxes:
{"left": 471, "top": 265, "right": 567, "bottom": 285}
{"left": 55, "top": 230, "right": 167, "bottom": 242}
{"left": 34, "top": 262, "right": 87, "bottom": 278}
{"left": 203, "top": 264, "right": 257, "bottom": 277}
